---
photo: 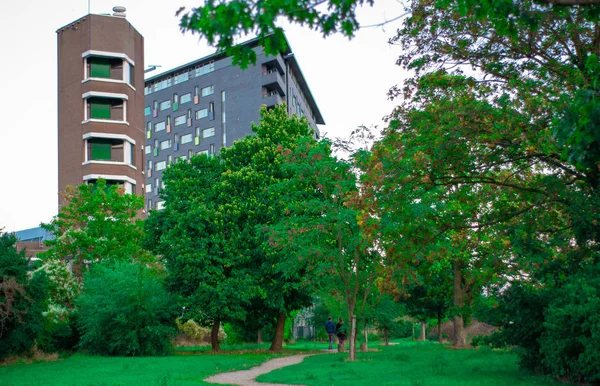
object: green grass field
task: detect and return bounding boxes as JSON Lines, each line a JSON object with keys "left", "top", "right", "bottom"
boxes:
{"left": 0, "top": 352, "right": 276, "bottom": 386}
{"left": 258, "top": 340, "right": 559, "bottom": 386}
{"left": 0, "top": 341, "right": 558, "bottom": 386}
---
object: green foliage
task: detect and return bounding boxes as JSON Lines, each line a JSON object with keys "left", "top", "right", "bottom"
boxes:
{"left": 37, "top": 314, "right": 79, "bottom": 353}
{"left": 471, "top": 331, "right": 509, "bottom": 349}
{"left": 0, "top": 232, "right": 48, "bottom": 360}
{"left": 76, "top": 261, "right": 177, "bottom": 356}
{"left": 539, "top": 265, "right": 600, "bottom": 384}
{"left": 41, "top": 179, "right": 153, "bottom": 282}
{"left": 145, "top": 105, "right": 316, "bottom": 351}
{"left": 177, "top": 0, "right": 374, "bottom": 67}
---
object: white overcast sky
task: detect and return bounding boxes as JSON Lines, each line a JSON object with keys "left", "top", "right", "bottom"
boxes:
{"left": 0, "top": 0, "right": 409, "bottom": 232}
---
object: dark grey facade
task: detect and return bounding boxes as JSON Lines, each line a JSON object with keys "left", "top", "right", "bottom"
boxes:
{"left": 143, "top": 36, "right": 324, "bottom": 210}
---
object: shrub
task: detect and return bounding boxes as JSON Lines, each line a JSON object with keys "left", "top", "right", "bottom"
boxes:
{"left": 77, "top": 261, "right": 177, "bottom": 356}
{"left": 471, "top": 331, "right": 509, "bottom": 349}
{"left": 0, "top": 232, "right": 48, "bottom": 360}
{"left": 539, "top": 267, "right": 600, "bottom": 384}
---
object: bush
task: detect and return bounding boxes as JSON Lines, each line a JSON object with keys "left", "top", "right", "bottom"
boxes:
{"left": 0, "top": 232, "right": 48, "bottom": 360}
{"left": 77, "top": 261, "right": 177, "bottom": 356}
{"left": 177, "top": 318, "right": 226, "bottom": 344}
{"left": 471, "top": 331, "right": 509, "bottom": 349}
{"left": 539, "top": 267, "right": 600, "bottom": 384}
{"left": 37, "top": 306, "right": 79, "bottom": 353}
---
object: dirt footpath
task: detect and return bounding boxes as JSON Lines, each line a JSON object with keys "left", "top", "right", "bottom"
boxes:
{"left": 204, "top": 353, "right": 316, "bottom": 386}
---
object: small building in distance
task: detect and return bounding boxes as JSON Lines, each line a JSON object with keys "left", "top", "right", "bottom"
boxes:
{"left": 14, "top": 226, "right": 54, "bottom": 259}
{"left": 143, "top": 35, "right": 325, "bottom": 210}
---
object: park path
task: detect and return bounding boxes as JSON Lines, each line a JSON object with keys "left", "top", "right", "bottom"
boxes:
{"left": 204, "top": 353, "right": 321, "bottom": 386}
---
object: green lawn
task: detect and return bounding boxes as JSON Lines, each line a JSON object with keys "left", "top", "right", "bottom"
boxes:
{"left": 0, "top": 352, "right": 276, "bottom": 386}
{"left": 0, "top": 341, "right": 558, "bottom": 386}
{"left": 258, "top": 340, "right": 559, "bottom": 386}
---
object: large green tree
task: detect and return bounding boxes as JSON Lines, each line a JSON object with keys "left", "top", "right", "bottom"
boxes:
{"left": 40, "top": 180, "right": 152, "bottom": 282}
{"left": 145, "top": 105, "right": 316, "bottom": 352}
{"left": 270, "top": 135, "right": 385, "bottom": 360}
{"left": 0, "top": 231, "right": 48, "bottom": 359}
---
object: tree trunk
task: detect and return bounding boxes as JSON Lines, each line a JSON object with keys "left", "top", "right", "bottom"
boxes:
{"left": 419, "top": 320, "right": 427, "bottom": 341}
{"left": 211, "top": 319, "right": 221, "bottom": 352}
{"left": 257, "top": 329, "right": 262, "bottom": 344}
{"left": 384, "top": 328, "right": 389, "bottom": 345}
{"left": 363, "top": 322, "right": 368, "bottom": 352}
{"left": 453, "top": 260, "right": 467, "bottom": 347}
{"left": 349, "top": 315, "right": 357, "bottom": 360}
{"left": 269, "top": 312, "right": 286, "bottom": 351}
{"left": 438, "top": 310, "right": 443, "bottom": 343}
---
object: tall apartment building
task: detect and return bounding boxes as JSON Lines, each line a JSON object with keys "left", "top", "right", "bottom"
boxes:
{"left": 56, "top": 8, "right": 145, "bottom": 205}
{"left": 143, "top": 36, "right": 324, "bottom": 210}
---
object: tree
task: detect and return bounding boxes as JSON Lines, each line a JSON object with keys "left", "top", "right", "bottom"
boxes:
{"left": 145, "top": 105, "right": 316, "bottom": 352}
{"left": 270, "top": 134, "right": 385, "bottom": 360}
{"left": 40, "top": 180, "right": 153, "bottom": 282}
{"left": 0, "top": 231, "right": 48, "bottom": 359}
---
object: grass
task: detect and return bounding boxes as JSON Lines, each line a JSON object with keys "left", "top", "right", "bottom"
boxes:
{"left": 258, "top": 340, "right": 560, "bottom": 386}
{"left": 0, "top": 351, "right": 277, "bottom": 386}
{"left": 0, "top": 340, "right": 559, "bottom": 386}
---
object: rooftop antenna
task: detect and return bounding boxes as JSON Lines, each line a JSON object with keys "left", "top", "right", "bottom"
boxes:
{"left": 145, "top": 65, "right": 162, "bottom": 73}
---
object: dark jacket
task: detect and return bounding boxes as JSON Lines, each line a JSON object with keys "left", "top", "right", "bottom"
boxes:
{"left": 325, "top": 320, "right": 336, "bottom": 334}
{"left": 336, "top": 323, "right": 347, "bottom": 338}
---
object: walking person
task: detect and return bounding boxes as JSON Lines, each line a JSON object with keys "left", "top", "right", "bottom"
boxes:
{"left": 325, "top": 316, "right": 336, "bottom": 350}
{"left": 336, "top": 318, "right": 347, "bottom": 349}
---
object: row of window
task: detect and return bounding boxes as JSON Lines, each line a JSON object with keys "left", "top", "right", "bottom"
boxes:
{"left": 146, "top": 144, "right": 215, "bottom": 177}
{"left": 144, "top": 62, "right": 215, "bottom": 95}
{"left": 146, "top": 103, "right": 215, "bottom": 138}
{"left": 145, "top": 86, "right": 214, "bottom": 117}
{"left": 145, "top": 128, "right": 215, "bottom": 156}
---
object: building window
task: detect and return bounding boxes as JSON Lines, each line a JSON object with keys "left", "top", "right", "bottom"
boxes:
{"left": 188, "top": 149, "right": 193, "bottom": 159}
{"left": 209, "top": 102, "right": 215, "bottom": 121}
{"left": 178, "top": 155, "right": 187, "bottom": 162}
{"left": 181, "top": 133, "right": 193, "bottom": 144}
{"left": 174, "top": 115, "right": 186, "bottom": 126}
{"left": 181, "top": 93, "right": 192, "bottom": 104}
{"left": 195, "top": 127, "right": 201, "bottom": 145}
{"left": 167, "top": 155, "right": 173, "bottom": 165}
{"left": 145, "top": 145, "right": 151, "bottom": 155}
{"left": 160, "top": 139, "right": 172, "bottom": 150}
{"left": 128, "top": 63, "right": 135, "bottom": 87}
{"left": 198, "top": 150, "right": 209, "bottom": 156}
{"left": 87, "top": 57, "right": 122, "bottom": 80}
{"left": 87, "top": 98, "right": 124, "bottom": 121}
{"left": 147, "top": 199, "right": 152, "bottom": 211}
{"left": 155, "top": 161, "right": 166, "bottom": 171}
{"left": 146, "top": 184, "right": 152, "bottom": 193}
{"left": 202, "top": 127, "right": 215, "bottom": 138}
{"left": 209, "top": 144, "right": 215, "bottom": 155}
{"left": 195, "top": 62, "right": 215, "bottom": 77}
{"left": 156, "top": 201, "right": 165, "bottom": 210}
{"left": 194, "top": 86, "right": 200, "bottom": 104}
{"left": 144, "top": 106, "right": 151, "bottom": 116}
{"left": 155, "top": 121, "right": 166, "bottom": 132}
{"left": 159, "top": 100, "right": 171, "bottom": 111}
{"left": 201, "top": 85, "right": 214, "bottom": 97}
{"left": 173, "top": 94, "right": 179, "bottom": 112}
{"left": 147, "top": 122, "right": 152, "bottom": 138}
{"left": 174, "top": 72, "right": 189, "bottom": 84}
{"left": 148, "top": 160, "right": 153, "bottom": 176}
{"left": 196, "top": 108, "right": 208, "bottom": 119}
{"left": 87, "top": 138, "right": 124, "bottom": 162}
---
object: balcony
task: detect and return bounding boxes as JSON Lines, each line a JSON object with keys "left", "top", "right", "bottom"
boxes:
{"left": 262, "top": 88, "right": 283, "bottom": 107}
{"left": 262, "top": 69, "right": 285, "bottom": 97}
{"left": 262, "top": 55, "right": 285, "bottom": 75}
